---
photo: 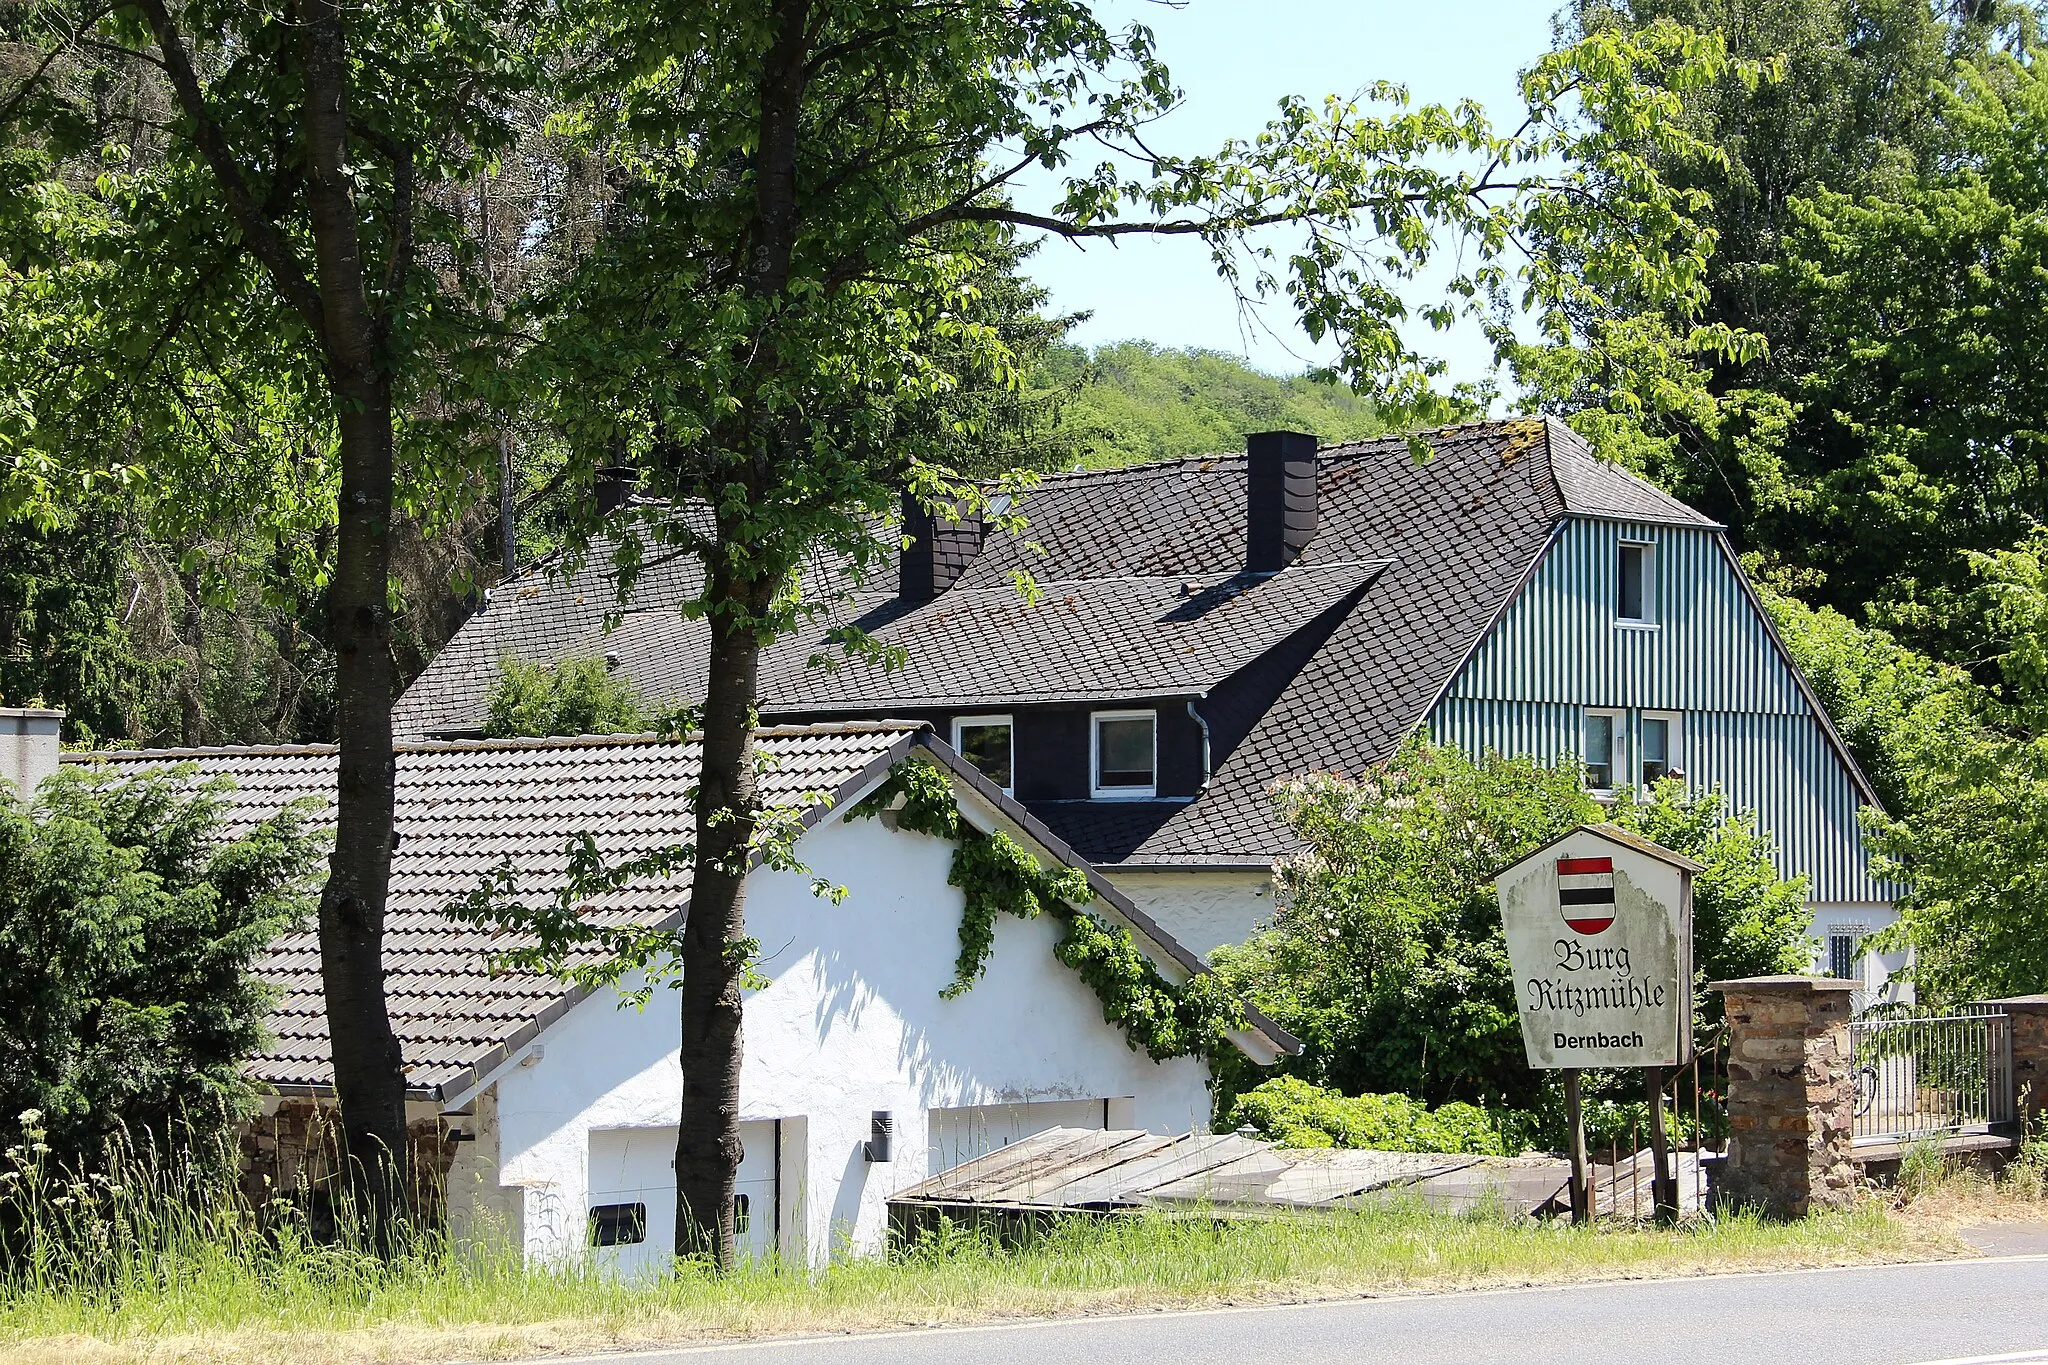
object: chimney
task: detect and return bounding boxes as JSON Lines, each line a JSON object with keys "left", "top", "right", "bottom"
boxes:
{"left": 595, "top": 465, "right": 639, "bottom": 516}
{"left": 0, "top": 707, "right": 62, "bottom": 801}
{"left": 899, "top": 492, "right": 984, "bottom": 602}
{"left": 1245, "top": 431, "right": 1319, "bottom": 573}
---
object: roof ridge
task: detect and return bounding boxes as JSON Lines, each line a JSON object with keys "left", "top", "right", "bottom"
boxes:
{"left": 70, "top": 719, "right": 929, "bottom": 764}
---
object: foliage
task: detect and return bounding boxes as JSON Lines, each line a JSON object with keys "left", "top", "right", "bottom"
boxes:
{"left": 0, "top": 505, "right": 161, "bottom": 745}
{"left": 1546, "top": 1, "right": 2048, "bottom": 661}
{"left": 1225, "top": 1076, "right": 1510, "bottom": 1155}
{"left": 1211, "top": 738, "right": 1811, "bottom": 1112}
{"left": 483, "top": 657, "right": 648, "bottom": 740}
{"left": 1035, "top": 342, "right": 1386, "bottom": 469}
{"left": 0, "top": 763, "right": 318, "bottom": 1170}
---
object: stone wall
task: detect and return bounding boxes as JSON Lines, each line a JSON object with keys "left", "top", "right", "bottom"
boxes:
{"left": 239, "top": 1097, "right": 463, "bottom": 1229}
{"left": 1709, "top": 975, "right": 1859, "bottom": 1218}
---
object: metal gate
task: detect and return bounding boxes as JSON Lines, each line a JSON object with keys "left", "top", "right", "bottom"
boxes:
{"left": 1847, "top": 1006, "right": 2013, "bottom": 1145}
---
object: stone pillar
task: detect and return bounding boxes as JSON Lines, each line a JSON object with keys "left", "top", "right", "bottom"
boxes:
{"left": 1978, "top": 995, "right": 2048, "bottom": 1126}
{"left": 1709, "top": 975, "right": 1858, "bottom": 1218}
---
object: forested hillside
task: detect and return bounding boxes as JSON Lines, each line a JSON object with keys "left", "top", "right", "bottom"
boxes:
{"left": 1038, "top": 342, "right": 1385, "bottom": 467}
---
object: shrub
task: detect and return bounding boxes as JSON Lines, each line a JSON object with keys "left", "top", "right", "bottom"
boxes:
{"left": 484, "top": 656, "right": 647, "bottom": 738}
{"left": 1225, "top": 1077, "right": 1512, "bottom": 1155}
{"left": 0, "top": 763, "right": 319, "bottom": 1172}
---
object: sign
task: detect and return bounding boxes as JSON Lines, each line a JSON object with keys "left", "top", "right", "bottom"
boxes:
{"left": 1496, "top": 825, "right": 1698, "bottom": 1070}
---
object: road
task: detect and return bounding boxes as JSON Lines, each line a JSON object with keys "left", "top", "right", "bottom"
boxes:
{"left": 537, "top": 1255, "right": 2048, "bottom": 1365}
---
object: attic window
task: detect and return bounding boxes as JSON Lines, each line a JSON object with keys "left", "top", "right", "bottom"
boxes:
{"left": 1618, "top": 541, "right": 1655, "bottom": 623}
{"left": 953, "top": 715, "right": 1014, "bottom": 794}
{"left": 1092, "top": 711, "right": 1156, "bottom": 799}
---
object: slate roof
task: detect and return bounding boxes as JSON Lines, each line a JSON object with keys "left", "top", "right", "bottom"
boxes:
{"left": 390, "top": 417, "right": 1723, "bottom": 867}
{"left": 66, "top": 724, "right": 1288, "bottom": 1097}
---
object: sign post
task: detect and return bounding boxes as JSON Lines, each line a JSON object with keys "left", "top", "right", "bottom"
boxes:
{"left": 1496, "top": 825, "right": 1700, "bottom": 1224}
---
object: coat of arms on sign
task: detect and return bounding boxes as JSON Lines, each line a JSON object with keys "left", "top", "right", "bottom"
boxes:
{"left": 1556, "top": 856, "right": 1615, "bottom": 934}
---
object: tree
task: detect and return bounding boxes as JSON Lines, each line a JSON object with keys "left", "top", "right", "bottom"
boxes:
{"left": 1034, "top": 341, "right": 1385, "bottom": 469}
{"left": 484, "top": 656, "right": 648, "bottom": 738}
{"left": 1547, "top": 1, "right": 2046, "bottom": 655}
{"left": 0, "top": 762, "right": 319, "bottom": 1170}
{"left": 1210, "top": 739, "right": 1812, "bottom": 1112}
{"left": 0, "top": 0, "right": 528, "bottom": 1237}
{"left": 499, "top": 5, "right": 1745, "bottom": 1266}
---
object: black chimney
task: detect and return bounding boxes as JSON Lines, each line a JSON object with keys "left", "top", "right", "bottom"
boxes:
{"left": 1245, "top": 431, "right": 1319, "bottom": 573}
{"left": 595, "top": 465, "right": 638, "bottom": 515}
{"left": 899, "top": 492, "right": 984, "bottom": 602}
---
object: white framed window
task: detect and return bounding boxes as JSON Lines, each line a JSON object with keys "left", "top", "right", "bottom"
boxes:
{"left": 952, "top": 714, "right": 1014, "bottom": 794}
{"left": 1583, "top": 708, "right": 1626, "bottom": 794}
{"left": 1640, "top": 711, "right": 1681, "bottom": 788}
{"left": 1618, "top": 540, "right": 1656, "bottom": 624}
{"left": 1091, "top": 710, "right": 1157, "bottom": 799}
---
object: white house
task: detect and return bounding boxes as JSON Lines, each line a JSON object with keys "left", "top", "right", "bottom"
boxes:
{"left": 65, "top": 719, "right": 1291, "bottom": 1268}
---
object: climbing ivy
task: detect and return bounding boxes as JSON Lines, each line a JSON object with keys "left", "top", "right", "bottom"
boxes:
{"left": 854, "top": 756, "right": 1246, "bottom": 1062}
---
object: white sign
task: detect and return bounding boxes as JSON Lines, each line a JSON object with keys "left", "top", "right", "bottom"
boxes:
{"left": 1496, "top": 825, "right": 1697, "bottom": 1070}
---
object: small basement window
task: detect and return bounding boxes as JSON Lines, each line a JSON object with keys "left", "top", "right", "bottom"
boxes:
{"left": 1092, "top": 710, "right": 1157, "bottom": 799}
{"left": 1584, "top": 709, "right": 1625, "bottom": 793}
{"left": 1618, "top": 541, "right": 1655, "bottom": 623}
{"left": 588, "top": 1202, "right": 646, "bottom": 1247}
{"left": 952, "top": 715, "right": 1014, "bottom": 794}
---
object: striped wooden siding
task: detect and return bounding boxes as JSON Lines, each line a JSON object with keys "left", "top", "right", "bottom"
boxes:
{"left": 1449, "top": 521, "right": 1808, "bottom": 714}
{"left": 1430, "top": 519, "right": 1889, "bottom": 906}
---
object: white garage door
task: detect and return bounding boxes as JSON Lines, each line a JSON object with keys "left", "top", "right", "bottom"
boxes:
{"left": 587, "top": 1121, "right": 778, "bottom": 1276}
{"left": 927, "top": 1099, "right": 1110, "bottom": 1174}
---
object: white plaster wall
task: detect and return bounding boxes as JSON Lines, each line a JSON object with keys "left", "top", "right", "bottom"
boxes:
{"left": 1103, "top": 869, "right": 1274, "bottom": 959}
{"left": 1806, "top": 901, "right": 1909, "bottom": 1008}
{"left": 489, "top": 811, "right": 1213, "bottom": 1268}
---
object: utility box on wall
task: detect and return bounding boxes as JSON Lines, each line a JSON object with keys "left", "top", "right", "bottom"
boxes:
{"left": 1496, "top": 824, "right": 1700, "bottom": 1070}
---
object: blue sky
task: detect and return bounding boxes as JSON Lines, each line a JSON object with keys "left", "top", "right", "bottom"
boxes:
{"left": 1018, "top": 1, "right": 1562, "bottom": 391}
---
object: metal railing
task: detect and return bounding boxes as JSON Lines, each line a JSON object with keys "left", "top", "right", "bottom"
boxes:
{"left": 1848, "top": 1005, "right": 2013, "bottom": 1145}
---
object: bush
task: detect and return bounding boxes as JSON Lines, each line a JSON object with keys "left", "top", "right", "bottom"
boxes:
{"left": 1210, "top": 738, "right": 1812, "bottom": 1117}
{"left": 0, "top": 763, "right": 319, "bottom": 1172}
{"left": 484, "top": 656, "right": 648, "bottom": 738}
{"left": 1225, "top": 1077, "right": 1513, "bottom": 1155}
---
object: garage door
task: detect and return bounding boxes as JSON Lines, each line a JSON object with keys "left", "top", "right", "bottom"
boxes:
{"left": 587, "top": 1121, "right": 778, "bottom": 1275}
{"left": 927, "top": 1099, "right": 1110, "bottom": 1174}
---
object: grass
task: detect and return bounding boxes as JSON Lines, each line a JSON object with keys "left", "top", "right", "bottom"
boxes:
{"left": 0, "top": 1199, "right": 1970, "bottom": 1365}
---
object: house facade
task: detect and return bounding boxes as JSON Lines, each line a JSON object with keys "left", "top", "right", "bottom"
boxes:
{"left": 394, "top": 418, "right": 1893, "bottom": 988}
{"left": 59, "top": 723, "right": 1288, "bottom": 1268}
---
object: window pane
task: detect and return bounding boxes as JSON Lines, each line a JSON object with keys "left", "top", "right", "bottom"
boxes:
{"left": 1642, "top": 717, "right": 1669, "bottom": 785}
{"left": 957, "top": 722, "right": 1013, "bottom": 789}
{"left": 1096, "top": 715, "right": 1155, "bottom": 789}
{"left": 1828, "top": 933, "right": 1860, "bottom": 981}
{"left": 1585, "top": 713, "right": 1613, "bottom": 790}
{"left": 589, "top": 1202, "right": 647, "bottom": 1247}
{"left": 1619, "top": 545, "right": 1646, "bottom": 620}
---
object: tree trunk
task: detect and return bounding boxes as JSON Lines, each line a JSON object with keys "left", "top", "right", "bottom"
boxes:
{"left": 299, "top": 0, "right": 412, "bottom": 1238}
{"left": 672, "top": 554, "right": 774, "bottom": 1267}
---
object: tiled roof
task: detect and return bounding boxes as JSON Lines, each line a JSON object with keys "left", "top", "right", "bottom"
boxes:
{"left": 66, "top": 724, "right": 924, "bottom": 1096}
{"left": 392, "top": 419, "right": 1714, "bottom": 865}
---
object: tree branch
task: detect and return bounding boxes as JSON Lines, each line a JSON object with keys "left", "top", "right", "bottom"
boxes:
{"left": 129, "top": 0, "right": 326, "bottom": 336}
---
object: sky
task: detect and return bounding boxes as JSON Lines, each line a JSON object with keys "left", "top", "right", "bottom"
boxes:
{"left": 1017, "top": 0, "right": 1564, "bottom": 392}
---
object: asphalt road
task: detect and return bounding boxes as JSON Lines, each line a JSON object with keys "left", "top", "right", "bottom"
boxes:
{"left": 539, "top": 1256, "right": 2048, "bottom": 1365}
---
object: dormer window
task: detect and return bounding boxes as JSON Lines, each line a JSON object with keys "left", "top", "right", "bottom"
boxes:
{"left": 1618, "top": 541, "right": 1655, "bottom": 623}
{"left": 952, "top": 715, "right": 1013, "bottom": 795}
{"left": 1092, "top": 711, "right": 1156, "bottom": 799}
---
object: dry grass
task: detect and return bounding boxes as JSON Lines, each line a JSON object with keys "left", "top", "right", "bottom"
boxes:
{"left": 0, "top": 1198, "right": 1974, "bottom": 1365}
